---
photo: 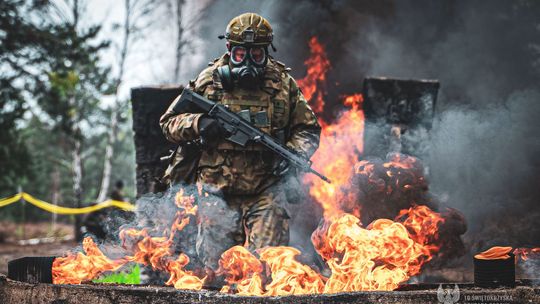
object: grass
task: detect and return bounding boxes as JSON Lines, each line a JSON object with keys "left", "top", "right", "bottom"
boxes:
{"left": 93, "top": 263, "right": 141, "bottom": 284}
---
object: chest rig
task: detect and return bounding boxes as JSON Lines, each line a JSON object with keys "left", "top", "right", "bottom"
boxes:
{"left": 203, "top": 56, "right": 292, "bottom": 151}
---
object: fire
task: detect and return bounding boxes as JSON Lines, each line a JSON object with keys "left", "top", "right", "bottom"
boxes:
{"left": 475, "top": 246, "right": 540, "bottom": 262}
{"left": 297, "top": 36, "right": 330, "bottom": 114}
{"left": 218, "top": 246, "right": 265, "bottom": 295}
{"left": 307, "top": 94, "right": 364, "bottom": 217}
{"left": 514, "top": 247, "right": 540, "bottom": 261}
{"left": 216, "top": 205, "right": 445, "bottom": 294}
{"left": 394, "top": 205, "right": 445, "bottom": 275}
{"left": 396, "top": 205, "right": 445, "bottom": 251}
{"left": 53, "top": 189, "right": 203, "bottom": 289}
{"left": 165, "top": 253, "right": 204, "bottom": 290}
{"left": 52, "top": 237, "right": 127, "bottom": 284}
{"left": 259, "top": 246, "right": 325, "bottom": 296}
{"left": 475, "top": 246, "right": 513, "bottom": 260}
{"left": 313, "top": 205, "right": 444, "bottom": 292}
{"left": 299, "top": 47, "right": 365, "bottom": 217}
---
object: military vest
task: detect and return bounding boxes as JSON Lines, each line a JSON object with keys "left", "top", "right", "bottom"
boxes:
{"left": 192, "top": 54, "right": 294, "bottom": 194}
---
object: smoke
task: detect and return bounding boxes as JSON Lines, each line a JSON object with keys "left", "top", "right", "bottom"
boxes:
{"left": 429, "top": 90, "right": 540, "bottom": 249}
{"left": 354, "top": 0, "right": 540, "bottom": 249}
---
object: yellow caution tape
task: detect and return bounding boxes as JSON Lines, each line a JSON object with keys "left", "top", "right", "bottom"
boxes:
{"left": 0, "top": 193, "right": 23, "bottom": 208}
{"left": 0, "top": 192, "right": 136, "bottom": 214}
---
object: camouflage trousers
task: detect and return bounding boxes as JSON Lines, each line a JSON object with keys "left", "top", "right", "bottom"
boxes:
{"left": 196, "top": 184, "right": 290, "bottom": 271}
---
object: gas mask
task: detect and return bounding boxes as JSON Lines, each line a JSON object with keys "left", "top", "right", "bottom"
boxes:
{"left": 217, "top": 45, "right": 267, "bottom": 90}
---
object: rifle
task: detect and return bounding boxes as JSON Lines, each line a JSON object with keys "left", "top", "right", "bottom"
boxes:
{"left": 172, "top": 88, "right": 331, "bottom": 184}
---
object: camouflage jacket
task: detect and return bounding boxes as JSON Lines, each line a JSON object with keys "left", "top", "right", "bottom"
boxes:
{"left": 160, "top": 54, "right": 321, "bottom": 195}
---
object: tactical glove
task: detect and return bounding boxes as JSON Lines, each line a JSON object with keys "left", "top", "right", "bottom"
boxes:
{"left": 198, "top": 116, "right": 224, "bottom": 147}
{"left": 273, "top": 159, "right": 291, "bottom": 177}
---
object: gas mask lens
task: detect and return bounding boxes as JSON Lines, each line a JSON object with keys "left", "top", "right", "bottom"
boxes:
{"left": 230, "top": 46, "right": 247, "bottom": 65}
{"left": 249, "top": 47, "right": 266, "bottom": 65}
{"left": 230, "top": 46, "right": 267, "bottom": 66}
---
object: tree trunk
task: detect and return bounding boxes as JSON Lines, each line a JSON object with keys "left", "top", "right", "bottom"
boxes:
{"left": 50, "top": 167, "right": 61, "bottom": 234}
{"left": 96, "top": 110, "right": 118, "bottom": 202}
{"left": 173, "top": 0, "right": 185, "bottom": 82}
{"left": 72, "top": 138, "right": 83, "bottom": 242}
{"left": 95, "top": 0, "right": 131, "bottom": 202}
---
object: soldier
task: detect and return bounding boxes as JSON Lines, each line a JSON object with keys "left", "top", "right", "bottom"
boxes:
{"left": 160, "top": 13, "right": 321, "bottom": 280}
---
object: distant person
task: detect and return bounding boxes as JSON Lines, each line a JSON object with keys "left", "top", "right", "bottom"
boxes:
{"left": 110, "top": 180, "right": 125, "bottom": 202}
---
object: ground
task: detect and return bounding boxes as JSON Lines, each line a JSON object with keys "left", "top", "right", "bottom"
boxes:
{"left": 0, "top": 221, "right": 75, "bottom": 275}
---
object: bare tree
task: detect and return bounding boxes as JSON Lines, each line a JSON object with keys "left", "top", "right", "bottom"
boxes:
{"left": 96, "top": 0, "right": 160, "bottom": 203}
{"left": 170, "top": 0, "right": 214, "bottom": 83}
{"left": 69, "top": 0, "right": 84, "bottom": 241}
{"left": 173, "top": 0, "right": 186, "bottom": 83}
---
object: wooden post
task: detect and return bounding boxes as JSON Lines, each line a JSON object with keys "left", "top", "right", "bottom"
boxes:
{"left": 18, "top": 186, "right": 25, "bottom": 240}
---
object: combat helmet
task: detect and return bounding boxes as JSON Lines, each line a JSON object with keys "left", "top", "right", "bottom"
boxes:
{"left": 223, "top": 13, "right": 273, "bottom": 46}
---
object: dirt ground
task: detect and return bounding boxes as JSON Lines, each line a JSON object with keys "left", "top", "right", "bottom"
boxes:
{"left": 0, "top": 221, "right": 76, "bottom": 275}
{"left": 0, "top": 241, "right": 78, "bottom": 275}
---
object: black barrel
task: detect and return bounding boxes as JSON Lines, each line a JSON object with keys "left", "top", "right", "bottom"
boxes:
{"left": 8, "top": 256, "right": 56, "bottom": 284}
{"left": 474, "top": 253, "right": 515, "bottom": 288}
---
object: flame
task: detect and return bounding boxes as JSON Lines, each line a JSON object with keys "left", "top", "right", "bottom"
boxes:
{"left": 514, "top": 247, "right": 540, "bottom": 261}
{"left": 165, "top": 253, "right": 204, "bottom": 290}
{"left": 297, "top": 37, "right": 365, "bottom": 218}
{"left": 217, "top": 246, "right": 265, "bottom": 295}
{"left": 395, "top": 205, "right": 445, "bottom": 275}
{"left": 396, "top": 205, "right": 445, "bottom": 250}
{"left": 52, "top": 237, "right": 127, "bottom": 284}
{"left": 297, "top": 36, "right": 330, "bottom": 114}
{"left": 259, "top": 246, "right": 325, "bottom": 296}
{"left": 302, "top": 94, "right": 365, "bottom": 217}
{"left": 475, "top": 246, "right": 513, "bottom": 260}
{"left": 313, "top": 205, "right": 444, "bottom": 292}
{"left": 475, "top": 246, "right": 540, "bottom": 265}
{"left": 53, "top": 189, "right": 204, "bottom": 289}
{"left": 216, "top": 205, "right": 445, "bottom": 295}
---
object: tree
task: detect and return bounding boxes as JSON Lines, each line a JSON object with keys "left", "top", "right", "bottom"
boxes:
{"left": 30, "top": 0, "right": 112, "bottom": 238}
{"left": 0, "top": 0, "right": 56, "bottom": 200}
{"left": 96, "top": 0, "right": 160, "bottom": 203}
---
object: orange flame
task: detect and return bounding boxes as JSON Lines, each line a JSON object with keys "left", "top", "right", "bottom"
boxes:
{"left": 303, "top": 94, "right": 365, "bottom": 218}
{"left": 298, "top": 37, "right": 365, "bottom": 218}
{"left": 315, "top": 205, "right": 444, "bottom": 292}
{"left": 297, "top": 36, "right": 330, "bottom": 114}
{"left": 53, "top": 189, "right": 203, "bottom": 289}
{"left": 475, "top": 246, "right": 540, "bottom": 264}
{"left": 514, "top": 247, "right": 540, "bottom": 261}
{"left": 216, "top": 205, "right": 445, "bottom": 294}
{"left": 52, "top": 237, "right": 127, "bottom": 284}
{"left": 217, "top": 246, "right": 265, "bottom": 295}
{"left": 259, "top": 246, "right": 325, "bottom": 296}
{"left": 475, "top": 246, "right": 513, "bottom": 260}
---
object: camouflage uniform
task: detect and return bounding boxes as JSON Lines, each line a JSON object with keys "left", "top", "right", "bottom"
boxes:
{"left": 160, "top": 53, "right": 320, "bottom": 270}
